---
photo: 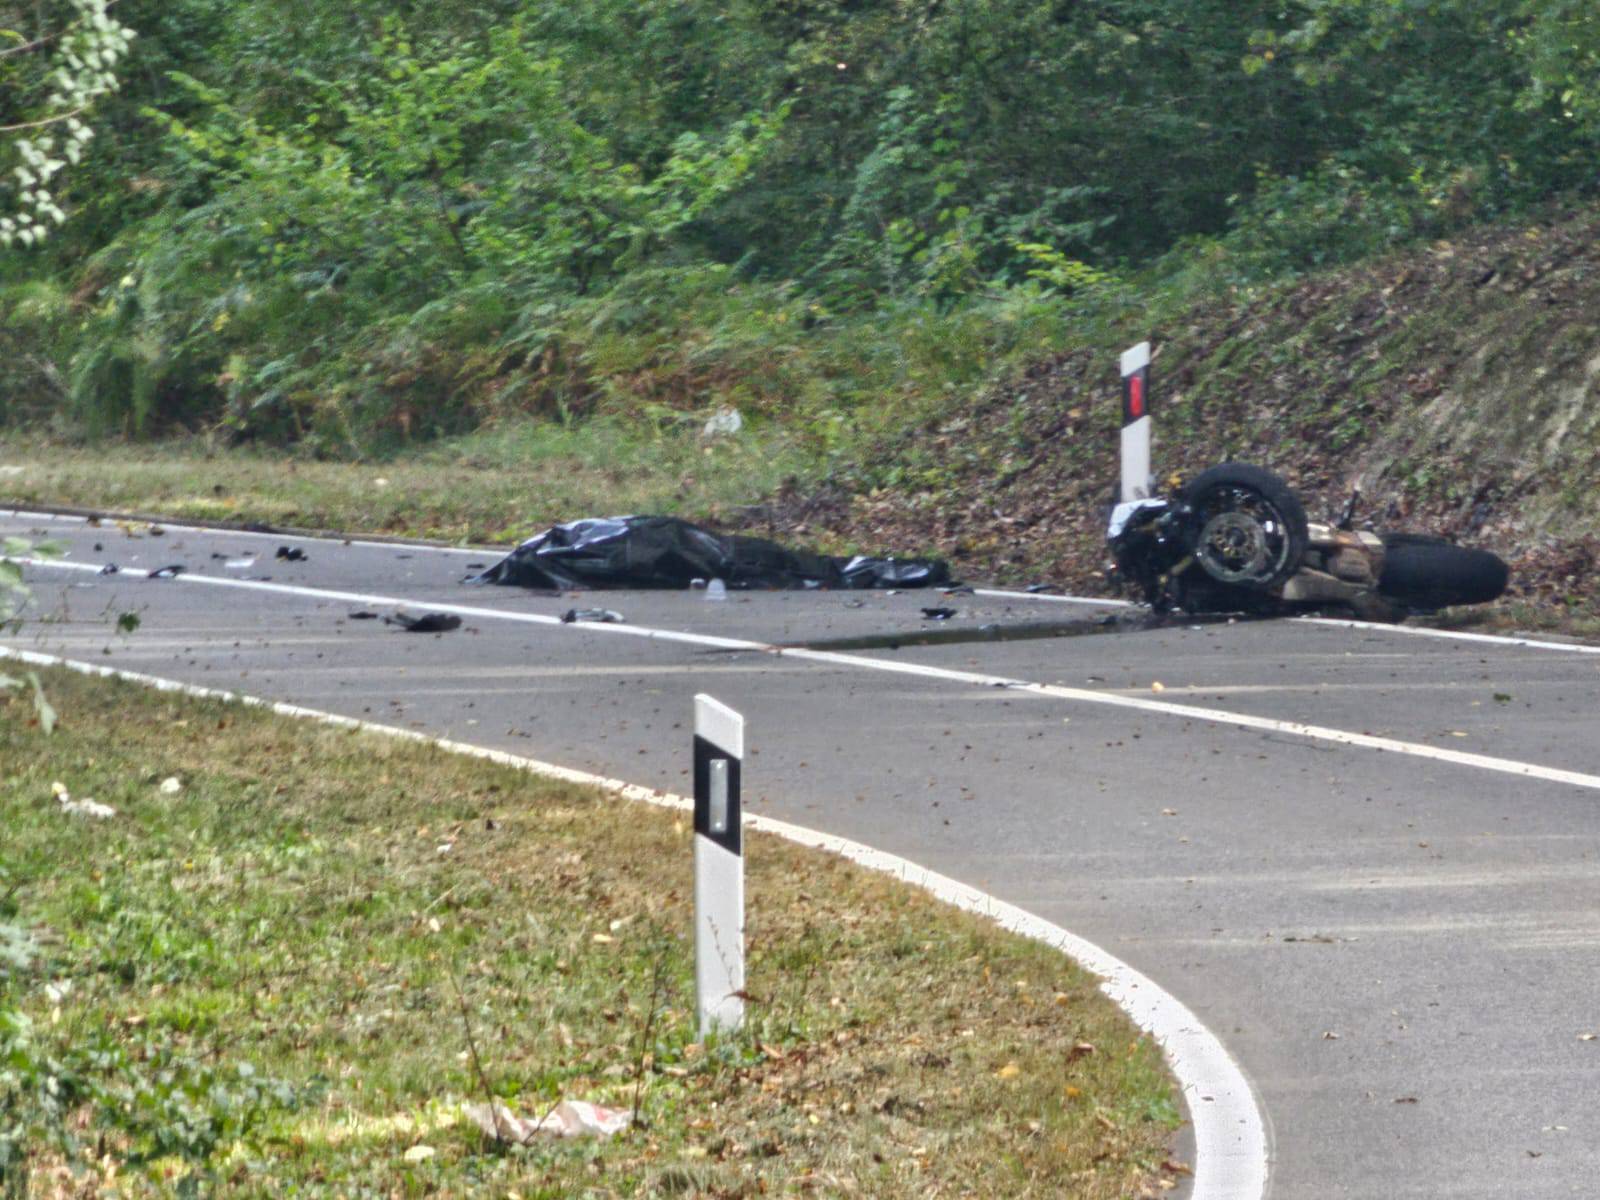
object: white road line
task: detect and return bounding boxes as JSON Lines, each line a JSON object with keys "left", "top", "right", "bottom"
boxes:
{"left": 1295, "top": 613, "right": 1600, "bottom": 656}
{"left": 0, "top": 507, "right": 492, "bottom": 557}
{"left": 11, "top": 505, "right": 1599, "bottom": 658}
{"left": 1, "top": 641, "right": 1269, "bottom": 1200}
{"left": 16, "top": 554, "right": 1600, "bottom": 793}
{"left": 973, "top": 586, "right": 1133, "bottom": 608}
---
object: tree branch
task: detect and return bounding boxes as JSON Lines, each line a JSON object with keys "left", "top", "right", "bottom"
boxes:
{"left": 0, "top": 106, "right": 88, "bottom": 134}
{"left": 0, "top": 0, "right": 123, "bottom": 59}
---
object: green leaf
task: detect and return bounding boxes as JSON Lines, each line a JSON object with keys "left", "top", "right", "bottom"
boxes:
{"left": 28, "top": 673, "right": 56, "bottom": 735}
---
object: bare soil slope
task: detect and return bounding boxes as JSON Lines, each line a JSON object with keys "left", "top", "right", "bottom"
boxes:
{"left": 762, "top": 204, "right": 1600, "bottom": 628}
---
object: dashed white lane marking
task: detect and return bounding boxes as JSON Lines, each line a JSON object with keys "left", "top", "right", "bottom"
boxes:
{"left": 16, "top": 554, "right": 1600, "bottom": 793}
{"left": 0, "top": 641, "right": 1269, "bottom": 1200}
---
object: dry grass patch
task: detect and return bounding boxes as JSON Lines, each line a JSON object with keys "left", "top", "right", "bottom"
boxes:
{"left": 0, "top": 669, "right": 1184, "bottom": 1197}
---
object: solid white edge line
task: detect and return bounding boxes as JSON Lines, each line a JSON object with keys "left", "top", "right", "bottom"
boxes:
{"left": 0, "top": 507, "right": 492, "bottom": 557}
{"left": 1293, "top": 613, "right": 1600, "bottom": 656}
{"left": 1, "top": 643, "right": 1269, "bottom": 1200}
{"left": 12, "top": 506, "right": 1597, "bottom": 656}
{"left": 16, "top": 554, "right": 1600, "bottom": 792}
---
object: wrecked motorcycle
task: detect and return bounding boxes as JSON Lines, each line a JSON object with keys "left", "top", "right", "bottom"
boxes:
{"left": 1107, "top": 462, "right": 1509, "bottom": 620}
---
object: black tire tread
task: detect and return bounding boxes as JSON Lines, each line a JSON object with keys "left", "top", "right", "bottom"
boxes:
{"left": 1378, "top": 536, "right": 1509, "bottom": 609}
{"left": 1179, "top": 463, "right": 1309, "bottom": 591}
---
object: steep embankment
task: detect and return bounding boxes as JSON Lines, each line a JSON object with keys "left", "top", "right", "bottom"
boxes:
{"left": 764, "top": 204, "right": 1600, "bottom": 629}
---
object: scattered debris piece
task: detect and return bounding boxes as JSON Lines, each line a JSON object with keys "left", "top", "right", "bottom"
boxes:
{"left": 98, "top": 563, "right": 119, "bottom": 575}
{"left": 51, "top": 781, "right": 115, "bottom": 820}
{"left": 148, "top": 564, "right": 185, "bottom": 579}
{"left": 402, "top": 1145, "right": 435, "bottom": 1163}
{"left": 1026, "top": 583, "right": 1053, "bottom": 594}
{"left": 921, "top": 607, "right": 958, "bottom": 620}
{"left": 464, "top": 1099, "right": 630, "bottom": 1143}
{"left": 275, "top": 546, "right": 307, "bottom": 562}
{"left": 115, "top": 612, "right": 140, "bottom": 634}
{"left": 561, "top": 608, "right": 626, "bottom": 624}
{"left": 385, "top": 612, "right": 462, "bottom": 633}
{"left": 465, "top": 562, "right": 487, "bottom": 570}
{"left": 347, "top": 611, "right": 380, "bottom": 620}
{"left": 1151, "top": 681, "right": 1166, "bottom": 692}
{"left": 702, "top": 406, "right": 744, "bottom": 438}
{"left": 471, "top": 515, "right": 950, "bottom": 591}
{"left": 224, "top": 558, "right": 256, "bottom": 569}
{"left": 941, "top": 584, "right": 976, "bottom": 596}
{"left": 159, "top": 776, "right": 182, "bottom": 795}
{"left": 705, "top": 578, "right": 728, "bottom": 601}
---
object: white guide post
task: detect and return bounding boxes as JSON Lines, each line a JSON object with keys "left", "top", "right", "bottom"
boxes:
{"left": 693, "top": 694, "right": 745, "bottom": 1038}
{"left": 1120, "top": 341, "right": 1153, "bottom": 502}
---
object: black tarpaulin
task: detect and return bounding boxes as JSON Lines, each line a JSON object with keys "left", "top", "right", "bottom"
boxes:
{"left": 469, "top": 516, "right": 951, "bottom": 591}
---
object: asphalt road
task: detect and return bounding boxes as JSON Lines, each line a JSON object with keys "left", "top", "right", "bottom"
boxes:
{"left": 6, "top": 509, "right": 1600, "bottom": 1199}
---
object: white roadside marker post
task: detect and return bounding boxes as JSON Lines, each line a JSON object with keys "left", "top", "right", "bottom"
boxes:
{"left": 693, "top": 694, "right": 745, "bottom": 1038}
{"left": 1120, "top": 340, "right": 1153, "bottom": 503}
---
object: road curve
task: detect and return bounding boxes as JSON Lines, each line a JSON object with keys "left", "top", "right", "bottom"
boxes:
{"left": 7, "top": 509, "right": 1600, "bottom": 1198}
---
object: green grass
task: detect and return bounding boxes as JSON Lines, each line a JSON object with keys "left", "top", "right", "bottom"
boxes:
{"left": 0, "top": 419, "right": 816, "bottom": 546}
{"left": 1, "top": 668, "right": 1184, "bottom": 1197}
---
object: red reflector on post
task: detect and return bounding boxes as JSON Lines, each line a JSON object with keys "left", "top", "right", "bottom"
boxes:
{"left": 1129, "top": 375, "right": 1145, "bottom": 419}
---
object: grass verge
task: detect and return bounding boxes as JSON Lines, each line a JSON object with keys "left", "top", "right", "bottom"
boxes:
{"left": 1, "top": 668, "right": 1184, "bottom": 1197}
{"left": 0, "top": 420, "right": 822, "bottom": 548}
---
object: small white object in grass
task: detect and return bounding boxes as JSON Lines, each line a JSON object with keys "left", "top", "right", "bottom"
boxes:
{"left": 702, "top": 407, "right": 743, "bottom": 438}
{"left": 374, "top": 477, "right": 390, "bottom": 488}
{"left": 402, "top": 1144, "right": 434, "bottom": 1162}
{"left": 159, "top": 776, "right": 182, "bottom": 795}
{"left": 464, "top": 1099, "right": 630, "bottom": 1142}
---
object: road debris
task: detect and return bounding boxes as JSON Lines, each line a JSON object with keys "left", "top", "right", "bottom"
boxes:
{"left": 920, "top": 607, "right": 957, "bottom": 620}
{"left": 384, "top": 612, "right": 462, "bottom": 633}
{"left": 561, "top": 608, "right": 626, "bottom": 624}
{"left": 148, "top": 564, "right": 185, "bottom": 579}
{"left": 275, "top": 545, "right": 308, "bottom": 562}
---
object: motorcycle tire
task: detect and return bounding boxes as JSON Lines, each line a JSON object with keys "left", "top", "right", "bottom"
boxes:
{"left": 1179, "top": 463, "right": 1309, "bottom": 592}
{"left": 1377, "top": 535, "right": 1509, "bottom": 610}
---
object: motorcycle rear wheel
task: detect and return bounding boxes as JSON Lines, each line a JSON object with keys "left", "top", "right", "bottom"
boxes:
{"left": 1377, "top": 535, "right": 1509, "bottom": 610}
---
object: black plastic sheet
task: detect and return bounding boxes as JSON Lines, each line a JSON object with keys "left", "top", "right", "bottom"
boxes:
{"left": 470, "top": 516, "right": 951, "bottom": 591}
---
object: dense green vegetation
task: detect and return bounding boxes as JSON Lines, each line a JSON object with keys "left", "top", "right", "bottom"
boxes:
{"left": 3, "top": 0, "right": 1598, "bottom": 456}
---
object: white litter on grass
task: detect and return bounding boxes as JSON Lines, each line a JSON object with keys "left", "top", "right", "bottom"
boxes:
{"left": 702, "top": 407, "right": 743, "bottom": 438}
{"left": 159, "top": 776, "right": 182, "bottom": 795}
{"left": 50, "top": 781, "right": 115, "bottom": 819}
{"left": 401, "top": 1144, "right": 434, "bottom": 1162}
{"left": 464, "top": 1099, "right": 631, "bottom": 1143}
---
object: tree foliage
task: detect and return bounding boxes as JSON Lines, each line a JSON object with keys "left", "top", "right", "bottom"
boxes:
{"left": 0, "top": 0, "right": 135, "bottom": 247}
{"left": 1, "top": 0, "right": 1597, "bottom": 445}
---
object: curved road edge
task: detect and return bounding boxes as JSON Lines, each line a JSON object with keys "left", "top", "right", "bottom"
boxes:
{"left": 0, "top": 642, "right": 1270, "bottom": 1200}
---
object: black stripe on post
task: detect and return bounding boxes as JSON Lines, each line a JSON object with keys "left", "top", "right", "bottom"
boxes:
{"left": 693, "top": 734, "right": 742, "bottom": 856}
